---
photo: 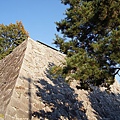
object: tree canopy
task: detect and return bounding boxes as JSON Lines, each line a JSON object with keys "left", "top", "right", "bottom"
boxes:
{"left": 53, "top": 0, "right": 120, "bottom": 89}
{"left": 0, "top": 21, "right": 29, "bottom": 60}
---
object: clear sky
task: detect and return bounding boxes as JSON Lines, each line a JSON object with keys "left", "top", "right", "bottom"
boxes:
{"left": 0, "top": 0, "right": 119, "bottom": 83}
{"left": 0, "top": 0, "right": 67, "bottom": 47}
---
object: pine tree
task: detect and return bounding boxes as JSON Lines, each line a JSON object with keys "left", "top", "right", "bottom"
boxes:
{"left": 0, "top": 21, "right": 29, "bottom": 60}
{"left": 53, "top": 0, "right": 120, "bottom": 89}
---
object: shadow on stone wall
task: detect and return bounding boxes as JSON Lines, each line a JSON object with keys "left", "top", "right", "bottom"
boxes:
{"left": 32, "top": 63, "right": 87, "bottom": 120}
{"left": 22, "top": 77, "right": 32, "bottom": 120}
{"left": 88, "top": 88, "right": 120, "bottom": 120}
{"left": 23, "top": 62, "right": 120, "bottom": 120}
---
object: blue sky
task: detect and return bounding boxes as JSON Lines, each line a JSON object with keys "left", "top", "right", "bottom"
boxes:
{"left": 0, "top": 0, "right": 67, "bottom": 47}
{"left": 0, "top": 0, "right": 120, "bottom": 83}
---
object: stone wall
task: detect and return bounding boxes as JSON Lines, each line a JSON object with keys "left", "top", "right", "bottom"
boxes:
{"left": 0, "top": 40, "right": 27, "bottom": 119}
{"left": 0, "top": 38, "right": 120, "bottom": 120}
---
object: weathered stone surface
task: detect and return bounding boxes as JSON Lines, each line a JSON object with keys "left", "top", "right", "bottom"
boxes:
{"left": 6, "top": 106, "right": 16, "bottom": 116}
{"left": 0, "top": 40, "right": 27, "bottom": 118}
{"left": 4, "top": 115, "right": 14, "bottom": 120}
{"left": 16, "top": 109, "right": 28, "bottom": 118}
{"left": 0, "top": 38, "right": 120, "bottom": 120}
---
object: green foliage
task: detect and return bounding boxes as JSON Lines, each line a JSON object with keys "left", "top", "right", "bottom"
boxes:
{"left": 50, "top": 65, "right": 64, "bottom": 79}
{"left": 0, "top": 21, "right": 29, "bottom": 60}
{"left": 53, "top": 0, "right": 120, "bottom": 89}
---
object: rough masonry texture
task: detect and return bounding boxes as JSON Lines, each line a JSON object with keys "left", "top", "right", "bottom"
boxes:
{"left": 0, "top": 38, "right": 120, "bottom": 120}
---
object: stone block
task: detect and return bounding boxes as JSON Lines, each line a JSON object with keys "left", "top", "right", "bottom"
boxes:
{"left": 10, "top": 97, "right": 29, "bottom": 112}
{"left": 6, "top": 106, "right": 16, "bottom": 116}
{"left": 20, "top": 94, "right": 29, "bottom": 105}
{"left": 9, "top": 97, "right": 24, "bottom": 109}
{"left": 32, "top": 102, "right": 45, "bottom": 110}
{"left": 16, "top": 109, "right": 28, "bottom": 118}
{"left": 5, "top": 114, "right": 14, "bottom": 120}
